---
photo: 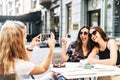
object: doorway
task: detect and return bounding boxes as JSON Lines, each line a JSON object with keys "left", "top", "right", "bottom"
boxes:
{"left": 88, "top": 9, "right": 100, "bottom": 27}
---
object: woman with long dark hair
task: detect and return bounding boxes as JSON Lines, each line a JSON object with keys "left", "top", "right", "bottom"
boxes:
{"left": 62, "top": 26, "right": 94, "bottom": 62}
{"left": 87, "top": 26, "right": 120, "bottom": 65}
{"left": 55, "top": 26, "right": 95, "bottom": 80}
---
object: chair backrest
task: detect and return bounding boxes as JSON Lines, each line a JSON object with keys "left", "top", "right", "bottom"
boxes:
{"left": 0, "top": 74, "right": 16, "bottom": 80}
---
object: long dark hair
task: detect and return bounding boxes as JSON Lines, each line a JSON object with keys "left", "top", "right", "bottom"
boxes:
{"left": 74, "top": 26, "right": 94, "bottom": 57}
{"left": 90, "top": 26, "right": 109, "bottom": 48}
{"left": 91, "top": 26, "right": 109, "bottom": 41}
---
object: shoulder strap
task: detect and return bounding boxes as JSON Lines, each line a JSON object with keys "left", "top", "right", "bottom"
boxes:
{"left": 106, "top": 41, "right": 109, "bottom": 49}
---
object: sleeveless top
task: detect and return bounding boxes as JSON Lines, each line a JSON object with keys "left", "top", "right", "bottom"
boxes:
{"left": 66, "top": 42, "right": 90, "bottom": 62}
{"left": 98, "top": 42, "right": 120, "bottom": 65}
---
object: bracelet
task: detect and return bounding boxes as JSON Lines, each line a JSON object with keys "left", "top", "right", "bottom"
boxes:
{"left": 26, "top": 47, "right": 33, "bottom": 51}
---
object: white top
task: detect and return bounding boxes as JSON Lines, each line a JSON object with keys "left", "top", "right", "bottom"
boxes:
{"left": 9, "top": 59, "right": 35, "bottom": 80}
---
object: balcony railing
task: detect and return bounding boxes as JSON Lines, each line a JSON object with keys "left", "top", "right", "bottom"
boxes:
{"left": 39, "top": 0, "right": 51, "bottom": 9}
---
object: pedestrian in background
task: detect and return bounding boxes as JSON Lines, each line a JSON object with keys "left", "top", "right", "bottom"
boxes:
{"left": 0, "top": 20, "right": 56, "bottom": 80}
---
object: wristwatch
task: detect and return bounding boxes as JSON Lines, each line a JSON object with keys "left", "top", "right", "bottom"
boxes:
{"left": 26, "top": 47, "right": 33, "bottom": 51}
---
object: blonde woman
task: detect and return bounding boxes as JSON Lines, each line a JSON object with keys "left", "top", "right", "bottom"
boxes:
{"left": 0, "top": 20, "right": 56, "bottom": 80}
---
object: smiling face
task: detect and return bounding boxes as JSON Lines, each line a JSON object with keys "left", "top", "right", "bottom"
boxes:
{"left": 80, "top": 28, "right": 89, "bottom": 44}
{"left": 90, "top": 28, "right": 101, "bottom": 43}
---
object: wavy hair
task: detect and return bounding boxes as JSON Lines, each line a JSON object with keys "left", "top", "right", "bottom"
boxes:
{"left": 91, "top": 26, "right": 109, "bottom": 41}
{"left": 75, "top": 26, "right": 94, "bottom": 57}
{"left": 0, "top": 21, "right": 29, "bottom": 75}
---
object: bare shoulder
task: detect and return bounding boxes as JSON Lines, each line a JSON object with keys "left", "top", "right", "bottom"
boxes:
{"left": 108, "top": 39, "right": 116, "bottom": 44}
{"left": 116, "top": 42, "right": 120, "bottom": 47}
{"left": 108, "top": 39, "right": 118, "bottom": 49}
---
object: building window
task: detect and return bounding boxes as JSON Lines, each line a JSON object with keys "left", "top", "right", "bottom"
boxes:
{"left": 54, "top": 7, "right": 60, "bottom": 41}
{"left": 8, "top": 2, "right": 12, "bottom": 10}
{"left": 31, "top": 0, "right": 36, "bottom": 9}
{"left": 113, "top": 0, "right": 120, "bottom": 37}
{"left": 0, "top": 5, "right": 2, "bottom": 14}
{"left": 45, "top": 11, "right": 47, "bottom": 33}
{"left": 16, "top": 7, "right": 19, "bottom": 14}
{"left": 66, "top": 3, "right": 72, "bottom": 37}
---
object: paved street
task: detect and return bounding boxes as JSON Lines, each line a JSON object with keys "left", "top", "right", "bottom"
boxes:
{"left": 26, "top": 43, "right": 62, "bottom": 79}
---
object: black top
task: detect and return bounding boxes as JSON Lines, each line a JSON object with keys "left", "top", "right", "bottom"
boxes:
{"left": 98, "top": 45, "right": 120, "bottom": 65}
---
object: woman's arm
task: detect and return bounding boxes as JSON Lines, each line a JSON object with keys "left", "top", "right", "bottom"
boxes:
{"left": 88, "top": 39, "right": 118, "bottom": 66}
{"left": 61, "top": 37, "right": 69, "bottom": 62}
{"left": 97, "top": 39, "right": 118, "bottom": 65}
{"left": 87, "top": 47, "right": 99, "bottom": 64}
{"left": 26, "top": 34, "right": 41, "bottom": 59}
{"left": 29, "top": 32, "right": 56, "bottom": 75}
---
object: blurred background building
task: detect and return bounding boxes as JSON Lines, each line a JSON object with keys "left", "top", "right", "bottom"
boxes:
{"left": 0, "top": 0, "right": 120, "bottom": 46}
{"left": 0, "top": 0, "right": 42, "bottom": 42}
{"left": 40, "top": 0, "right": 120, "bottom": 46}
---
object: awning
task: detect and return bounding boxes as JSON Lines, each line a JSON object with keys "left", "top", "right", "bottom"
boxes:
{"left": 0, "top": 11, "right": 41, "bottom": 23}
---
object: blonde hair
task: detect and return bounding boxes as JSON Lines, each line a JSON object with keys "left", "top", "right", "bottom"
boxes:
{"left": 0, "top": 20, "right": 29, "bottom": 75}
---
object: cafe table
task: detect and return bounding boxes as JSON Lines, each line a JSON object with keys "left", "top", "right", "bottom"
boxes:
{"left": 51, "top": 62, "right": 120, "bottom": 80}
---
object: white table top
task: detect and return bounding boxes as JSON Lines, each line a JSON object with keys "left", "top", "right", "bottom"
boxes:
{"left": 51, "top": 62, "right": 120, "bottom": 79}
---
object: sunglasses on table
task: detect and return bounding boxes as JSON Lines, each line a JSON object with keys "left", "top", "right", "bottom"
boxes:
{"left": 89, "top": 30, "right": 97, "bottom": 38}
{"left": 80, "top": 31, "right": 88, "bottom": 35}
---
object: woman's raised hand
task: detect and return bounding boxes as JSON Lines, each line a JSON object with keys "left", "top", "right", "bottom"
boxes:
{"left": 47, "top": 32, "right": 56, "bottom": 50}
{"left": 62, "top": 37, "right": 67, "bottom": 46}
{"left": 29, "top": 34, "right": 42, "bottom": 49}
